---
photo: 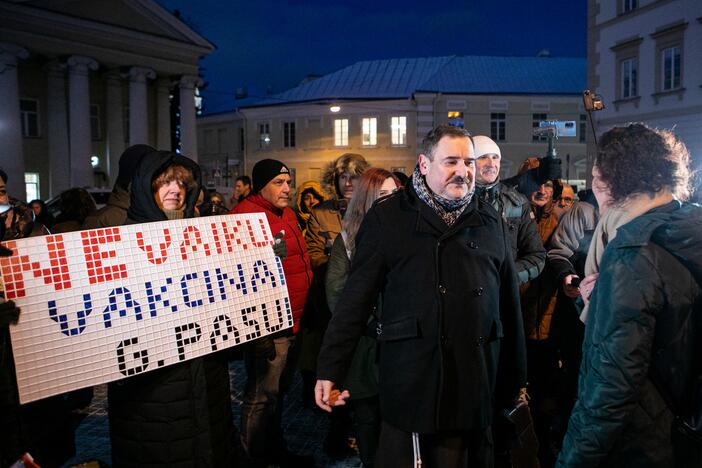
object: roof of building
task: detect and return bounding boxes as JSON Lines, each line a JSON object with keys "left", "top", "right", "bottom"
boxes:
{"left": 240, "top": 55, "right": 586, "bottom": 109}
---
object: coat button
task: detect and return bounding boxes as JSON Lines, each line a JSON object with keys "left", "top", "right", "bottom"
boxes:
{"left": 474, "top": 287, "right": 483, "bottom": 296}
{"left": 468, "top": 241, "right": 478, "bottom": 249}
{"left": 439, "top": 285, "right": 447, "bottom": 294}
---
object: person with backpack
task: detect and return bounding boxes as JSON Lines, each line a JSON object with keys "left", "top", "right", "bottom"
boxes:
{"left": 556, "top": 123, "right": 702, "bottom": 468}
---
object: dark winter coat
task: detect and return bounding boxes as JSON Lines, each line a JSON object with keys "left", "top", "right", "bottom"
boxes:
{"left": 557, "top": 201, "right": 702, "bottom": 468}
{"left": 326, "top": 234, "right": 379, "bottom": 400}
{"left": 108, "top": 151, "right": 234, "bottom": 468}
{"left": 476, "top": 182, "right": 546, "bottom": 284}
{"left": 83, "top": 185, "right": 130, "bottom": 229}
{"left": 317, "top": 184, "right": 526, "bottom": 434}
{"left": 231, "top": 194, "right": 313, "bottom": 334}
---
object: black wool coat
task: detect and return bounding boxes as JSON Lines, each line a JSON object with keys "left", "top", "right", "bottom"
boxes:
{"left": 108, "top": 151, "right": 234, "bottom": 467}
{"left": 317, "top": 184, "right": 526, "bottom": 434}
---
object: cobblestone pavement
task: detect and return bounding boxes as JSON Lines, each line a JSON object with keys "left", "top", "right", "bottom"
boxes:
{"left": 64, "top": 361, "right": 362, "bottom": 467}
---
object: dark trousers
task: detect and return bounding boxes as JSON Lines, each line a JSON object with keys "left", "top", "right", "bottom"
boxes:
{"left": 351, "top": 396, "right": 381, "bottom": 467}
{"left": 376, "top": 421, "right": 494, "bottom": 468}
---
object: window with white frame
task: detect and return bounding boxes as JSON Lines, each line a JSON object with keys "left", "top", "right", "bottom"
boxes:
{"left": 391, "top": 116, "right": 407, "bottom": 145}
{"left": 258, "top": 123, "right": 271, "bottom": 149}
{"left": 622, "top": 0, "right": 638, "bottom": 12}
{"left": 621, "top": 57, "right": 638, "bottom": 98}
{"left": 283, "top": 121, "right": 296, "bottom": 148}
{"left": 20, "top": 99, "right": 40, "bottom": 137}
{"left": 90, "top": 104, "right": 101, "bottom": 140}
{"left": 123, "top": 105, "right": 130, "bottom": 143}
{"left": 532, "top": 113, "right": 548, "bottom": 141}
{"left": 490, "top": 113, "right": 506, "bottom": 141}
{"left": 361, "top": 118, "right": 377, "bottom": 146}
{"left": 661, "top": 46, "right": 681, "bottom": 91}
{"left": 334, "top": 119, "right": 348, "bottom": 146}
{"left": 25, "top": 172, "right": 40, "bottom": 201}
{"left": 447, "top": 111, "right": 464, "bottom": 128}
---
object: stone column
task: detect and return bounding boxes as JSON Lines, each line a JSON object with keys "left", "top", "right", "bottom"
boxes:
{"left": 105, "top": 70, "right": 126, "bottom": 185}
{"left": 67, "top": 55, "right": 98, "bottom": 188}
{"left": 0, "top": 43, "right": 29, "bottom": 199}
{"left": 156, "top": 77, "right": 172, "bottom": 151}
{"left": 178, "top": 75, "right": 202, "bottom": 161}
{"left": 45, "top": 61, "right": 71, "bottom": 197}
{"left": 128, "top": 66, "right": 155, "bottom": 146}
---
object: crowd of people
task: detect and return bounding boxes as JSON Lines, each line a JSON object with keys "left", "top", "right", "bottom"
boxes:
{"left": 0, "top": 122, "right": 700, "bottom": 468}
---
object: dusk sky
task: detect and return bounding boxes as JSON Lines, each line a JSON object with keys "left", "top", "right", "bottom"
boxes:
{"left": 157, "top": 0, "right": 587, "bottom": 113}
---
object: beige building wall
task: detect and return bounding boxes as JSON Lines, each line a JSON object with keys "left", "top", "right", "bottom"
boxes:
{"left": 198, "top": 94, "right": 587, "bottom": 193}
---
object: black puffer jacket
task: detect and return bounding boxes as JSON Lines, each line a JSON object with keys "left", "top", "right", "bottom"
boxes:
{"left": 108, "top": 151, "right": 234, "bottom": 468}
{"left": 558, "top": 201, "right": 702, "bottom": 467}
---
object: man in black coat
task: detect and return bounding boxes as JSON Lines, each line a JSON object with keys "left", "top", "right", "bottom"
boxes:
{"left": 315, "top": 125, "right": 526, "bottom": 467}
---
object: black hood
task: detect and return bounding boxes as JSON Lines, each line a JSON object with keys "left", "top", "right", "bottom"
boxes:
{"left": 126, "top": 150, "right": 202, "bottom": 223}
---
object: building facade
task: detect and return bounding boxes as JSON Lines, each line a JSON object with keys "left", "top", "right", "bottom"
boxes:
{"left": 0, "top": 0, "right": 214, "bottom": 201}
{"left": 588, "top": 0, "right": 702, "bottom": 167}
{"left": 198, "top": 56, "right": 587, "bottom": 198}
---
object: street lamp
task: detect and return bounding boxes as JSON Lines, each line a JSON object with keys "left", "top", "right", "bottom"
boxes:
{"left": 329, "top": 105, "right": 341, "bottom": 113}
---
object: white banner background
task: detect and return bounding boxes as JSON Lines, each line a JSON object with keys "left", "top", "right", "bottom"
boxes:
{"left": 0, "top": 213, "right": 291, "bottom": 404}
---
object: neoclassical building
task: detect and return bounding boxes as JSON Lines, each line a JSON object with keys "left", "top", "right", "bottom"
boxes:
{"left": 587, "top": 0, "right": 702, "bottom": 163}
{"left": 0, "top": 0, "right": 214, "bottom": 200}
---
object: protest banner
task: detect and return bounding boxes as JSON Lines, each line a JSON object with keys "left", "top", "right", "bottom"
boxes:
{"left": 0, "top": 213, "right": 291, "bottom": 404}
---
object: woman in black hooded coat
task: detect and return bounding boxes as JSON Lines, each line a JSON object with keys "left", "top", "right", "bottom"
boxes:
{"left": 107, "top": 151, "right": 234, "bottom": 468}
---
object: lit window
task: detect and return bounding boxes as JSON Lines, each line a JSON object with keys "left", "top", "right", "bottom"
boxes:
{"left": 447, "top": 111, "right": 464, "bottom": 128}
{"left": 259, "top": 123, "right": 271, "bottom": 149}
{"left": 621, "top": 57, "right": 638, "bottom": 98}
{"left": 90, "top": 104, "right": 101, "bottom": 140}
{"left": 20, "top": 99, "right": 40, "bottom": 137}
{"left": 25, "top": 172, "right": 40, "bottom": 201}
{"left": 661, "top": 46, "right": 681, "bottom": 91}
{"left": 334, "top": 119, "right": 348, "bottom": 146}
{"left": 490, "top": 113, "right": 506, "bottom": 141}
{"left": 361, "top": 118, "right": 377, "bottom": 146}
{"left": 532, "top": 113, "right": 548, "bottom": 141}
{"left": 283, "top": 122, "right": 296, "bottom": 148}
{"left": 391, "top": 116, "right": 407, "bottom": 145}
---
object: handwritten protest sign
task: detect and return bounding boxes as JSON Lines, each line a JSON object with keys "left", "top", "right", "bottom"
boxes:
{"left": 0, "top": 213, "right": 291, "bottom": 404}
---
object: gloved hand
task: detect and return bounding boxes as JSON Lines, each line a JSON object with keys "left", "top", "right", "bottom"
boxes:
{"left": 0, "top": 301, "right": 20, "bottom": 328}
{"left": 537, "top": 156, "right": 562, "bottom": 183}
{"left": 272, "top": 230, "right": 287, "bottom": 260}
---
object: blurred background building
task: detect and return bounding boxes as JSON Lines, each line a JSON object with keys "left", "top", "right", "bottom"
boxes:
{"left": 0, "top": 0, "right": 213, "bottom": 201}
{"left": 587, "top": 0, "right": 701, "bottom": 171}
{"left": 197, "top": 54, "right": 587, "bottom": 198}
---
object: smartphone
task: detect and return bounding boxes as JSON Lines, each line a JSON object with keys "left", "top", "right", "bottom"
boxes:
{"left": 570, "top": 276, "right": 581, "bottom": 287}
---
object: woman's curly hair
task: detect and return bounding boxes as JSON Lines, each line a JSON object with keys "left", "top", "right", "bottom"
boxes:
{"left": 596, "top": 123, "right": 692, "bottom": 203}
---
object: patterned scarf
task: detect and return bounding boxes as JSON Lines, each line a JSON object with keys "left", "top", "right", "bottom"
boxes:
{"left": 412, "top": 165, "right": 473, "bottom": 227}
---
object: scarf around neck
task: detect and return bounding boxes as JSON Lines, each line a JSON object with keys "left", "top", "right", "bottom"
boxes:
{"left": 580, "top": 189, "right": 674, "bottom": 322}
{"left": 411, "top": 165, "right": 473, "bottom": 227}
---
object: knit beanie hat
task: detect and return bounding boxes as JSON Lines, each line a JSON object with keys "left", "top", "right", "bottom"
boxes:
{"left": 473, "top": 135, "right": 501, "bottom": 158}
{"left": 252, "top": 159, "right": 290, "bottom": 193}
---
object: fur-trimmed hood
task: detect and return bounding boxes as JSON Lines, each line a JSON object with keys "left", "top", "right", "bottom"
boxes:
{"left": 321, "top": 153, "right": 370, "bottom": 199}
{"left": 294, "top": 180, "right": 327, "bottom": 223}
